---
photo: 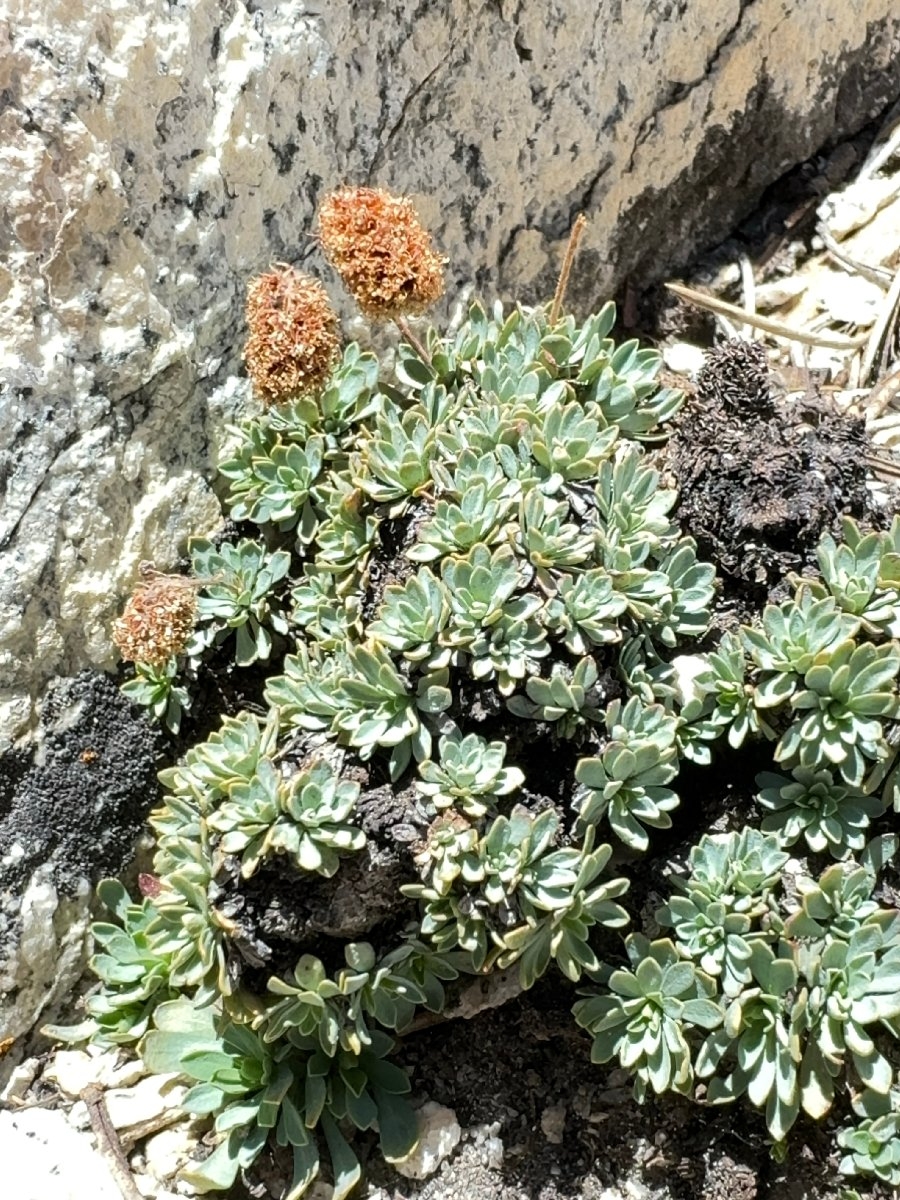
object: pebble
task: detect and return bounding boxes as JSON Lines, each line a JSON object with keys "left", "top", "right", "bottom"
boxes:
{"left": 469, "top": 1121, "right": 504, "bottom": 1170}
{"left": 483, "top": 1136, "right": 504, "bottom": 1170}
{"left": 142, "top": 1119, "right": 207, "bottom": 1182}
{"left": 1, "top": 1057, "right": 39, "bottom": 1103}
{"left": 597, "top": 1183, "right": 652, "bottom": 1200}
{"left": 44, "top": 1048, "right": 145, "bottom": 1097}
{"left": 393, "top": 1101, "right": 461, "bottom": 1179}
{"left": 540, "top": 1102, "right": 567, "bottom": 1144}
{"left": 306, "top": 1184, "right": 335, "bottom": 1200}
{"left": 45, "top": 1049, "right": 107, "bottom": 1097}
{"left": 661, "top": 342, "right": 706, "bottom": 376}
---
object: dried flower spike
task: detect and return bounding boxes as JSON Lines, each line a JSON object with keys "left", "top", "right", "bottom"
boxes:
{"left": 243, "top": 265, "right": 341, "bottom": 405}
{"left": 113, "top": 571, "right": 199, "bottom": 669}
{"left": 317, "top": 186, "right": 445, "bottom": 320}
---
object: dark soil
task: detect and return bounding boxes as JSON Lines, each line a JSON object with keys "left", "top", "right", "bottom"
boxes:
{"left": 364, "top": 981, "right": 886, "bottom": 1200}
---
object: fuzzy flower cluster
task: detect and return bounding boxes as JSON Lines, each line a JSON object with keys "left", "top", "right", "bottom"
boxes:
{"left": 318, "top": 186, "right": 445, "bottom": 319}
{"left": 113, "top": 570, "right": 198, "bottom": 669}
{"left": 243, "top": 266, "right": 341, "bottom": 406}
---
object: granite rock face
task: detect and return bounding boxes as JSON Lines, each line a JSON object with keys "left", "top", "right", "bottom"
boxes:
{"left": 3, "top": 0, "right": 900, "bottom": 744}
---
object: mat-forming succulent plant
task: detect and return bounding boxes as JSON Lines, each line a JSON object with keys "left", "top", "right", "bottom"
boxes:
{"left": 86, "top": 190, "right": 900, "bottom": 1195}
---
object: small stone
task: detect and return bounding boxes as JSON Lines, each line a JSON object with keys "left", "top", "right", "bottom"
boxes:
{"left": 67, "top": 1101, "right": 90, "bottom": 1131}
{"left": 597, "top": 1185, "right": 652, "bottom": 1200}
{"left": 624, "top": 1181, "right": 653, "bottom": 1200}
{"left": 393, "top": 1101, "right": 461, "bottom": 1180}
{"left": 0, "top": 1056, "right": 39, "bottom": 1103}
{"left": 570, "top": 1086, "right": 592, "bottom": 1120}
{"left": 143, "top": 1119, "right": 207, "bottom": 1182}
{"left": 662, "top": 341, "right": 705, "bottom": 376}
{"left": 44, "top": 1049, "right": 101, "bottom": 1097}
{"left": 753, "top": 277, "right": 806, "bottom": 310}
{"left": 101, "top": 1057, "right": 145, "bottom": 1089}
{"left": 540, "top": 1102, "right": 567, "bottom": 1144}
{"left": 483, "top": 1136, "right": 504, "bottom": 1170}
{"left": 305, "top": 1184, "right": 335, "bottom": 1200}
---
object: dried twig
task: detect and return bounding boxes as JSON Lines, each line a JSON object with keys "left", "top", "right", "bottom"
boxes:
{"left": 866, "top": 452, "right": 900, "bottom": 481}
{"left": 395, "top": 316, "right": 432, "bottom": 365}
{"left": 81, "top": 1084, "right": 144, "bottom": 1200}
{"left": 864, "top": 363, "right": 900, "bottom": 421}
{"left": 815, "top": 221, "right": 892, "bottom": 286}
{"left": 859, "top": 266, "right": 900, "bottom": 387}
{"left": 665, "top": 281, "right": 870, "bottom": 351}
{"left": 738, "top": 253, "right": 757, "bottom": 341}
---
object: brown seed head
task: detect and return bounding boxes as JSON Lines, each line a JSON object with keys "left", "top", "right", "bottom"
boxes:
{"left": 243, "top": 265, "right": 341, "bottom": 406}
{"left": 113, "top": 573, "right": 199, "bottom": 669}
{"left": 317, "top": 186, "right": 445, "bottom": 320}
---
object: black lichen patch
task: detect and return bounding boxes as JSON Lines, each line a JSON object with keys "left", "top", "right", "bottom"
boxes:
{"left": 0, "top": 670, "right": 161, "bottom": 896}
{"left": 668, "top": 339, "right": 868, "bottom": 608}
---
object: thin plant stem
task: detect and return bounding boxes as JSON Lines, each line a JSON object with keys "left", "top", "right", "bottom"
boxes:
{"left": 665, "top": 282, "right": 869, "bottom": 351}
{"left": 395, "top": 316, "right": 432, "bottom": 365}
{"left": 549, "top": 213, "right": 587, "bottom": 324}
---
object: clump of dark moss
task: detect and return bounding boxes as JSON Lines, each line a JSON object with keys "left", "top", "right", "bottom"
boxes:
{"left": 670, "top": 338, "right": 868, "bottom": 604}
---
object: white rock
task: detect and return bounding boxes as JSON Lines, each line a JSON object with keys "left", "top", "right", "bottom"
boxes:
{"left": 44, "top": 1049, "right": 105, "bottom": 1098}
{"left": 469, "top": 1120, "right": 504, "bottom": 1168}
{"left": 0, "top": 1057, "right": 39, "bottom": 1103}
{"left": 483, "top": 1136, "right": 504, "bottom": 1170}
{"left": 392, "top": 1101, "right": 461, "bottom": 1180}
{"left": 305, "top": 1184, "right": 335, "bottom": 1200}
{"left": 814, "top": 272, "right": 884, "bottom": 326}
{"left": 821, "top": 174, "right": 900, "bottom": 239}
{"left": 0, "top": 1107, "right": 121, "bottom": 1200}
{"left": 101, "top": 1056, "right": 146, "bottom": 1090}
{"left": 142, "top": 1120, "right": 207, "bottom": 1184}
{"left": 662, "top": 342, "right": 706, "bottom": 376}
{"left": 103, "top": 1073, "right": 188, "bottom": 1131}
{"left": 67, "top": 1101, "right": 91, "bottom": 1132}
{"left": 597, "top": 1184, "right": 653, "bottom": 1200}
{"left": 754, "top": 276, "right": 807, "bottom": 311}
